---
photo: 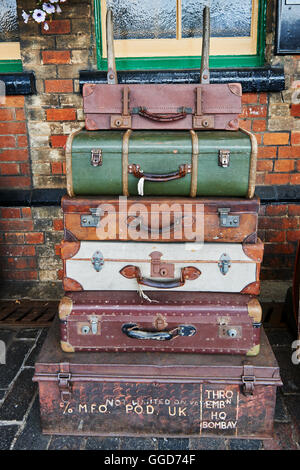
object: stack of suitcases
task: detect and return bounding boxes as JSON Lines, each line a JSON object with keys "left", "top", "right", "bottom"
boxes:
{"left": 33, "top": 8, "right": 282, "bottom": 440}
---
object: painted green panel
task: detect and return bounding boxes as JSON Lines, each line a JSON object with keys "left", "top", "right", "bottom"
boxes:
{"left": 0, "top": 59, "right": 22, "bottom": 72}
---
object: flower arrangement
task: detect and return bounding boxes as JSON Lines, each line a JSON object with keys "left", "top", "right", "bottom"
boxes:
{"left": 22, "top": 1, "right": 67, "bottom": 31}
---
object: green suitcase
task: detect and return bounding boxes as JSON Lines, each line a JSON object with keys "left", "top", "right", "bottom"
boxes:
{"left": 66, "top": 128, "right": 257, "bottom": 198}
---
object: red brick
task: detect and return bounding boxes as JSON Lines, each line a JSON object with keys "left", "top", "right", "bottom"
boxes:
{"left": 0, "top": 136, "right": 16, "bottom": 148}
{"left": 256, "top": 160, "right": 273, "bottom": 171}
{"left": 0, "top": 270, "right": 38, "bottom": 281}
{"left": 17, "top": 135, "right": 28, "bottom": 148}
{"left": 51, "top": 162, "right": 63, "bottom": 174}
{"left": 42, "top": 50, "right": 71, "bottom": 64}
{"left": 45, "top": 79, "right": 73, "bottom": 93}
{"left": 25, "top": 232, "right": 44, "bottom": 244}
{"left": 255, "top": 173, "right": 265, "bottom": 184}
{"left": 287, "top": 230, "right": 300, "bottom": 242}
{"left": 291, "top": 174, "right": 300, "bottom": 184}
{"left": 254, "top": 134, "right": 262, "bottom": 145}
{"left": 50, "top": 135, "right": 68, "bottom": 148}
{"left": 57, "top": 269, "right": 63, "bottom": 280}
{"left": 42, "top": 20, "right": 71, "bottom": 35}
{"left": 20, "top": 163, "right": 30, "bottom": 175}
{"left": 0, "top": 149, "right": 29, "bottom": 161}
{"left": 1, "top": 208, "right": 21, "bottom": 219}
{"left": 278, "top": 146, "right": 300, "bottom": 158}
{"left": 291, "top": 132, "right": 300, "bottom": 145}
{"left": 0, "top": 109, "right": 14, "bottom": 121}
{"left": 15, "top": 109, "right": 26, "bottom": 121}
{"left": 0, "top": 122, "right": 27, "bottom": 134}
{"left": 259, "top": 93, "right": 268, "bottom": 104}
{"left": 241, "top": 93, "right": 258, "bottom": 104}
{"left": 7, "top": 257, "right": 37, "bottom": 270}
{"left": 1, "top": 96, "right": 24, "bottom": 108}
{"left": 252, "top": 120, "right": 266, "bottom": 132}
{"left": 21, "top": 207, "right": 31, "bottom": 218}
{"left": 55, "top": 244, "right": 61, "bottom": 256}
{"left": 62, "top": 161, "right": 66, "bottom": 174}
{"left": 2, "top": 233, "right": 25, "bottom": 244}
{"left": 265, "top": 205, "right": 288, "bottom": 216}
{"left": 0, "top": 219, "right": 33, "bottom": 232}
{"left": 0, "top": 245, "right": 35, "bottom": 257}
{"left": 264, "top": 243, "right": 295, "bottom": 255}
{"left": 264, "top": 174, "right": 291, "bottom": 185}
{"left": 53, "top": 218, "right": 63, "bottom": 231}
{"left": 264, "top": 230, "right": 286, "bottom": 243}
{"left": 291, "top": 104, "right": 300, "bottom": 117}
{"left": 241, "top": 105, "right": 267, "bottom": 119}
{"left": 238, "top": 119, "right": 252, "bottom": 131}
{"left": 288, "top": 205, "right": 300, "bottom": 216}
{"left": 274, "top": 160, "right": 295, "bottom": 172}
{"left": 0, "top": 163, "right": 20, "bottom": 175}
{"left": 263, "top": 133, "right": 290, "bottom": 146}
{"left": 46, "top": 108, "right": 76, "bottom": 121}
{"left": 257, "top": 146, "right": 277, "bottom": 159}
{"left": 0, "top": 176, "right": 31, "bottom": 188}
{"left": 259, "top": 216, "right": 297, "bottom": 230}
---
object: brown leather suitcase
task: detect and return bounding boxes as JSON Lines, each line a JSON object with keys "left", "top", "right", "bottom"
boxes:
{"left": 83, "top": 8, "right": 242, "bottom": 132}
{"left": 62, "top": 195, "right": 260, "bottom": 243}
{"left": 59, "top": 291, "right": 262, "bottom": 356}
{"left": 34, "top": 319, "right": 282, "bottom": 438}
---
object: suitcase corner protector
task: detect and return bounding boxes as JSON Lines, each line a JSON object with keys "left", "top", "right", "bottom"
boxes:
{"left": 246, "top": 344, "right": 260, "bottom": 357}
{"left": 60, "top": 341, "right": 75, "bottom": 353}
{"left": 59, "top": 296, "right": 73, "bottom": 320}
{"left": 247, "top": 298, "right": 262, "bottom": 323}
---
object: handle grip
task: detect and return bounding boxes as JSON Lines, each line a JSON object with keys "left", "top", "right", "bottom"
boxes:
{"left": 137, "top": 107, "right": 188, "bottom": 122}
{"left": 126, "top": 215, "right": 194, "bottom": 235}
{"left": 122, "top": 323, "right": 196, "bottom": 341}
{"left": 119, "top": 265, "right": 201, "bottom": 289}
{"left": 128, "top": 163, "right": 191, "bottom": 182}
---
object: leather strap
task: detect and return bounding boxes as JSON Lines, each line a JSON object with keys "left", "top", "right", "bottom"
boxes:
{"left": 190, "top": 130, "right": 198, "bottom": 197}
{"left": 122, "top": 129, "right": 132, "bottom": 196}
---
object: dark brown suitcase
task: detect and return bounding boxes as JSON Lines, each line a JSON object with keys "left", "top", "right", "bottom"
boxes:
{"left": 33, "top": 319, "right": 282, "bottom": 438}
{"left": 83, "top": 8, "right": 242, "bottom": 132}
{"left": 62, "top": 195, "right": 260, "bottom": 244}
{"left": 59, "top": 291, "right": 262, "bottom": 356}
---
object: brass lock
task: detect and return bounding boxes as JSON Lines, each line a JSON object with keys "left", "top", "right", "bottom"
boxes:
{"left": 150, "top": 251, "right": 175, "bottom": 278}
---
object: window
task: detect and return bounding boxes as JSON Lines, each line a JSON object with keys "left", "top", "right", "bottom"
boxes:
{"left": 95, "top": 0, "right": 266, "bottom": 70}
{"left": 0, "top": 0, "right": 22, "bottom": 72}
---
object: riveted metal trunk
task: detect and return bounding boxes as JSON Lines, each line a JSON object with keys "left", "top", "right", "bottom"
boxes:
{"left": 33, "top": 320, "right": 282, "bottom": 438}
{"left": 66, "top": 129, "right": 257, "bottom": 199}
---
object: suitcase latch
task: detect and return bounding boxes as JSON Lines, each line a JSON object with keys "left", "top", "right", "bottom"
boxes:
{"left": 81, "top": 208, "right": 102, "bottom": 227}
{"left": 91, "top": 250, "right": 104, "bottom": 272}
{"left": 218, "top": 149, "right": 230, "bottom": 167}
{"left": 218, "top": 253, "right": 231, "bottom": 276}
{"left": 150, "top": 251, "right": 175, "bottom": 278}
{"left": 218, "top": 208, "right": 240, "bottom": 228}
{"left": 90, "top": 149, "right": 102, "bottom": 167}
{"left": 242, "top": 366, "right": 256, "bottom": 395}
{"left": 80, "top": 316, "right": 99, "bottom": 335}
{"left": 57, "top": 372, "right": 72, "bottom": 402}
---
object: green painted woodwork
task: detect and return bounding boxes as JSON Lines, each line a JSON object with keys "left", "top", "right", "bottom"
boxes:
{"left": 0, "top": 60, "right": 22, "bottom": 72}
{"left": 71, "top": 130, "right": 252, "bottom": 197}
{"left": 94, "top": 0, "right": 267, "bottom": 70}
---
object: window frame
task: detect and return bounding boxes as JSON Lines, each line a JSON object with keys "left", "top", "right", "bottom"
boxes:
{"left": 94, "top": 0, "right": 267, "bottom": 71}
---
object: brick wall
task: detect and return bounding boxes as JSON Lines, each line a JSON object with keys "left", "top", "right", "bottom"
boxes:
{"left": 0, "top": 0, "right": 299, "bottom": 289}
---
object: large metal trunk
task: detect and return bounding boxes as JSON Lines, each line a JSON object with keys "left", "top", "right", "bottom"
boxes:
{"left": 59, "top": 239, "right": 263, "bottom": 295}
{"left": 66, "top": 129, "right": 257, "bottom": 198}
{"left": 33, "top": 320, "right": 282, "bottom": 439}
{"left": 62, "top": 195, "right": 260, "bottom": 244}
{"left": 59, "top": 291, "right": 262, "bottom": 356}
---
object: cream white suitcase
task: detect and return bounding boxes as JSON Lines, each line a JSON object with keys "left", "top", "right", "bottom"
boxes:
{"left": 59, "top": 240, "right": 263, "bottom": 295}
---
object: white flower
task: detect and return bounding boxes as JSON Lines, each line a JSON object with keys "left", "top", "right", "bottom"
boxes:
{"left": 42, "top": 3, "right": 56, "bottom": 14}
{"left": 32, "top": 9, "right": 47, "bottom": 23}
{"left": 56, "top": 5, "right": 62, "bottom": 13}
{"left": 22, "top": 10, "right": 30, "bottom": 24}
{"left": 44, "top": 22, "right": 50, "bottom": 31}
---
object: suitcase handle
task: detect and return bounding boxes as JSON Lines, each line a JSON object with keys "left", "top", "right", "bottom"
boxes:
{"left": 136, "top": 107, "right": 189, "bottom": 122}
{"left": 128, "top": 163, "right": 191, "bottom": 182}
{"left": 126, "top": 215, "right": 194, "bottom": 234}
{"left": 119, "top": 265, "right": 201, "bottom": 288}
{"left": 122, "top": 323, "right": 196, "bottom": 341}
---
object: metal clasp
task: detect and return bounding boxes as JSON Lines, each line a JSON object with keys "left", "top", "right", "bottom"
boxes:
{"left": 242, "top": 365, "right": 256, "bottom": 395}
{"left": 81, "top": 208, "right": 103, "bottom": 227}
{"left": 218, "top": 208, "right": 240, "bottom": 228}
{"left": 218, "top": 149, "right": 230, "bottom": 167}
{"left": 91, "top": 149, "right": 102, "bottom": 167}
{"left": 150, "top": 251, "right": 175, "bottom": 278}
{"left": 91, "top": 251, "right": 104, "bottom": 272}
{"left": 218, "top": 253, "right": 231, "bottom": 276}
{"left": 58, "top": 371, "right": 72, "bottom": 402}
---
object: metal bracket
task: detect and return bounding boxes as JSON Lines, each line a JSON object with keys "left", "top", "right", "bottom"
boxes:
{"left": 91, "top": 251, "right": 104, "bottom": 272}
{"left": 218, "top": 208, "right": 240, "bottom": 228}
{"left": 242, "top": 365, "right": 256, "bottom": 395}
{"left": 57, "top": 371, "right": 72, "bottom": 402}
{"left": 218, "top": 253, "right": 231, "bottom": 276}
{"left": 80, "top": 316, "right": 99, "bottom": 335}
{"left": 81, "top": 208, "right": 103, "bottom": 227}
{"left": 150, "top": 251, "right": 175, "bottom": 278}
{"left": 90, "top": 149, "right": 102, "bottom": 167}
{"left": 218, "top": 149, "right": 230, "bottom": 167}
